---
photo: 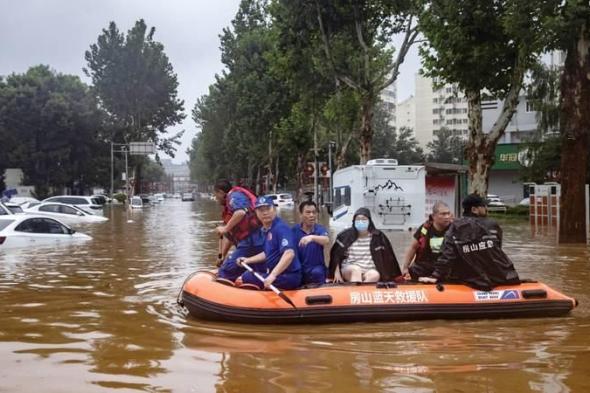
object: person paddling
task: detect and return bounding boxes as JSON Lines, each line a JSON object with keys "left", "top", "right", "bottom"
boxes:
{"left": 213, "top": 179, "right": 265, "bottom": 282}
{"left": 237, "top": 196, "right": 302, "bottom": 290}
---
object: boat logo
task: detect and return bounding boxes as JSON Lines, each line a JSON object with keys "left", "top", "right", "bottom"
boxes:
{"left": 500, "top": 290, "right": 520, "bottom": 300}
{"left": 350, "top": 290, "right": 428, "bottom": 305}
{"left": 474, "top": 290, "right": 520, "bottom": 301}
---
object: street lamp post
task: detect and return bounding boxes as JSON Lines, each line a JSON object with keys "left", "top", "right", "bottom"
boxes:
{"left": 328, "top": 141, "right": 336, "bottom": 209}
{"left": 110, "top": 142, "right": 114, "bottom": 197}
{"left": 110, "top": 141, "right": 155, "bottom": 201}
{"left": 124, "top": 145, "right": 129, "bottom": 197}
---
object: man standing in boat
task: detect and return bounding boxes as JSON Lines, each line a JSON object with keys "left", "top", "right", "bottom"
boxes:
{"left": 402, "top": 201, "right": 452, "bottom": 280}
{"left": 419, "top": 194, "right": 520, "bottom": 291}
{"left": 237, "top": 196, "right": 302, "bottom": 290}
{"left": 213, "top": 179, "right": 266, "bottom": 282}
{"left": 292, "top": 200, "right": 330, "bottom": 285}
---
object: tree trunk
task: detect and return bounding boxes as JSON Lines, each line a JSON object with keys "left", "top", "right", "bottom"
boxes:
{"left": 255, "top": 165, "right": 261, "bottom": 195}
{"left": 335, "top": 132, "right": 354, "bottom": 170}
{"left": 266, "top": 135, "right": 273, "bottom": 195}
{"left": 558, "top": 23, "right": 590, "bottom": 243}
{"left": 359, "top": 94, "right": 374, "bottom": 164}
{"left": 133, "top": 161, "right": 143, "bottom": 196}
{"left": 465, "top": 90, "right": 494, "bottom": 196}
{"left": 273, "top": 155, "right": 279, "bottom": 194}
{"left": 295, "top": 153, "right": 305, "bottom": 202}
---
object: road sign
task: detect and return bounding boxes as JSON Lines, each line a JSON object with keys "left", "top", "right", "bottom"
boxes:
{"left": 129, "top": 142, "right": 155, "bottom": 155}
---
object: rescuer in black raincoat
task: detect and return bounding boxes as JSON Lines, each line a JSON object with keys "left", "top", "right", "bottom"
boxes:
{"left": 419, "top": 194, "right": 520, "bottom": 291}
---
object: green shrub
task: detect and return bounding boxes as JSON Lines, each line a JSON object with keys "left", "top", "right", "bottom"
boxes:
{"left": 506, "top": 205, "right": 529, "bottom": 216}
{"left": 113, "top": 193, "right": 127, "bottom": 203}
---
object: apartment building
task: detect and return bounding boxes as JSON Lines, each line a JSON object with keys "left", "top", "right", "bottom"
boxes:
{"left": 395, "top": 95, "right": 415, "bottom": 131}
{"left": 380, "top": 81, "right": 397, "bottom": 126}
{"left": 413, "top": 74, "right": 469, "bottom": 148}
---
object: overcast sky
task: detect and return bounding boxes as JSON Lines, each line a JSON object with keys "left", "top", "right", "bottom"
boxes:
{"left": 0, "top": 0, "right": 420, "bottom": 164}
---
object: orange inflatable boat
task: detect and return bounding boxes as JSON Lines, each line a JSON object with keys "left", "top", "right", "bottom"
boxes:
{"left": 179, "top": 271, "right": 578, "bottom": 324}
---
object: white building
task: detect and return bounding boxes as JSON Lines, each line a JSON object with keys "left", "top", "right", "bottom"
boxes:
{"left": 482, "top": 96, "right": 539, "bottom": 143}
{"left": 413, "top": 74, "right": 469, "bottom": 149}
{"left": 380, "top": 81, "right": 397, "bottom": 126}
{"left": 395, "top": 95, "right": 415, "bottom": 132}
{"left": 161, "top": 159, "right": 191, "bottom": 193}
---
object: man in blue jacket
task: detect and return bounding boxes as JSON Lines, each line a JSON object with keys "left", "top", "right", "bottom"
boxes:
{"left": 292, "top": 200, "right": 329, "bottom": 285}
{"left": 237, "top": 196, "right": 302, "bottom": 290}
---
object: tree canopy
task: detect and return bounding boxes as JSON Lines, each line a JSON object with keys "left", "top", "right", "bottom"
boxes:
{"left": 418, "top": 0, "right": 556, "bottom": 195}
{"left": 84, "top": 19, "right": 185, "bottom": 155}
{"left": 0, "top": 65, "right": 110, "bottom": 198}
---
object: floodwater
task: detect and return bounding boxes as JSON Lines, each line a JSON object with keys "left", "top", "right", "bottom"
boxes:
{"left": 1, "top": 198, "right": 589, "bottom": 393}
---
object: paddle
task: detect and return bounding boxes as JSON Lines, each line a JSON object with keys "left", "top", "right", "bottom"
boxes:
{"left": 216, "top": 235, "right": 224, "bottom": 267}
{"left": 241, "top": 262, "right": 298, "bottom": 310}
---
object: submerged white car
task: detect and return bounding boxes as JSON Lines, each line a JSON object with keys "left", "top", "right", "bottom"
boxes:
{"left": 42, "top": 195, "right": 103, "bottom": 214}
{"left": 0, "top": 202, "right": 24, "bottom": 215}
{"left": 24, "top": 202, "right": 108, "bottom": 224}
{"left": 486, "top": 195, "right": 508, "bottom": 212}
{"left": 0, "top": 215, "right": 92, "bottom": 250}
{"left": 130, "top": 196, "right": 144, "bottom": 209}
{"left": 265, "top": 193, "right": 295, "bottom": 207}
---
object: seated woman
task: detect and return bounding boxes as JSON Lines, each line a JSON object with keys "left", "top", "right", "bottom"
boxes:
{"left": 328, "top": 207, "right": 402, "bottom": 283}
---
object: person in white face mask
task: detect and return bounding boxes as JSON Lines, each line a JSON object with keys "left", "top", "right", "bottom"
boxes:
{"left": 328, "top": 207, "right": 402, "bottom": 283}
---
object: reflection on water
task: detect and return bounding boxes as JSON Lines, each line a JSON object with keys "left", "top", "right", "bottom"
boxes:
{"left": 0, "top": 199, "right": 589, "bottom": 392}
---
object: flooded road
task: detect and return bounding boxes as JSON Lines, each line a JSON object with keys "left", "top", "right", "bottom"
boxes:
{"left": 1, "top": 198, "right": 589, "bottom": 392}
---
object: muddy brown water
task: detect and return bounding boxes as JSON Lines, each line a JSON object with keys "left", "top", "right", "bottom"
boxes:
{"left": 0, "top": 199, "right": 589, "bottom": 392}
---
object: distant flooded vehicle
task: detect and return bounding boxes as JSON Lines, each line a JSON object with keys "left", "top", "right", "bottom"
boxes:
{"left": 43, "top": 195, "right": 102, "bottom": 214}
{"left": 130, "top": 196, "right": 144, "bottom": 209}
{"left": 6, "top": 196, "right": 39, "bottom": 206}
{"left": 0, "top": 202, "right": 24, "bottom": 215}
{"left": 0, "top": 215, "right": 92, "bottom": 249}
{"left": 487, "top": 195, "right": 508, "bottom": 212}
{"left": 264, "top": 193, "right": 294, "bottom": 207}
{"left": 25, "top": 202, "right": 108, "bottom": 224}
{"left": 181, "top": 192, "right": 195, "bottom": 201}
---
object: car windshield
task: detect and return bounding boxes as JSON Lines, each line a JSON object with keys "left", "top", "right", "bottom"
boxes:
{"left": 0, "top": 219, "right": 15, "bottom": 231}
{"left": 279, "top": 194, "right": 292, "bottom": 199}
{"left": 7, "top": 206, "right": 23, "bottom": 214}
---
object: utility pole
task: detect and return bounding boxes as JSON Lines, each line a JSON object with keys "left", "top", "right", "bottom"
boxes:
{"left": 328, "top": 141, "right": 335, "bottom": 208}
{"left": 313, "top": 119, "right": 319, "bottom": 206}
{"left": 110, "top": 142, "right": 114, "bottom": 197}
{"left": 124, "top": 146, "right": 129, "bottom": 199}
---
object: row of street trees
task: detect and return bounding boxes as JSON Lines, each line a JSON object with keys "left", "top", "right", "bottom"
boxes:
{"left": 189, "top": 0, "right": 589, "bottom": 243}
{"left": 0, "top": 20, "right": 185, "bottom": 198}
